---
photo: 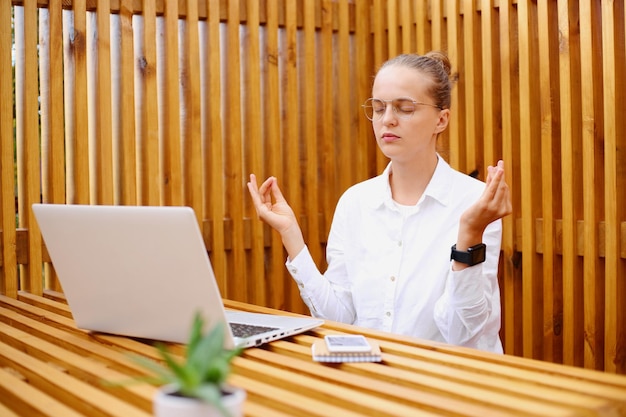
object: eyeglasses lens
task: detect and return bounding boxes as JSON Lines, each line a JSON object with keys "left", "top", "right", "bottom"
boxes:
{"left": 363, "top": 98, "right": 417, "bottom": 121}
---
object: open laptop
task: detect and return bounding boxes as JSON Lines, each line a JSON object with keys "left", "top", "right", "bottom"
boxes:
{"left": 32, "top": 203, "right": 323, "bottom": 348}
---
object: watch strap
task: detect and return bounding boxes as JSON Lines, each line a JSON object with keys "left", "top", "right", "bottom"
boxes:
{"left": 450, "top": 243, "right": 486, "bottom": 266}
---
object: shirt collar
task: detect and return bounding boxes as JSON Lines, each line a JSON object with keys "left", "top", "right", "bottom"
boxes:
{"left": 366, "top": 155, "right": 454, "bottom": 210}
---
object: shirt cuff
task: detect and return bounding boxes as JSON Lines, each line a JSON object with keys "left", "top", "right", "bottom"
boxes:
{"left": 447, "top": 263, "right": 486, "bottom": 306}
{"left": 285, "top": 245, "right": 318, "bottom": 286}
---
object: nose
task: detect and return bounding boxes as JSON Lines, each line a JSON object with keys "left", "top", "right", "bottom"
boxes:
{"left": 380, "top": 104, "right": 397, "bottom": 125}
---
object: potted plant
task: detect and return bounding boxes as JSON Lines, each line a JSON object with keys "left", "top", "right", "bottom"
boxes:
{"left": 130, "top": 312, "right": 245, "bottom": 417}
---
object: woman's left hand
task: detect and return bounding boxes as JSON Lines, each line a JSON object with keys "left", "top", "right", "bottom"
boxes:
{"left": 457, "top": 160, "right": 512, "bottom": 248}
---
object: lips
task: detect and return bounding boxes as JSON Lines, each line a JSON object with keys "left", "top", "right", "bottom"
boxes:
{"left": 381, "top": 132, "right": 400, "bottom": 143}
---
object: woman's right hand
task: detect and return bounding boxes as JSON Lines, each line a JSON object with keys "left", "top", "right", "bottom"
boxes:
{"left": 247, "top": 174, "right": 305, "bottom": 258}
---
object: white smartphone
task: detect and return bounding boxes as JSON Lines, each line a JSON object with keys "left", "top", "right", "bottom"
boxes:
{"left": 324, "top": 335, "right": 371, "bottom": 353}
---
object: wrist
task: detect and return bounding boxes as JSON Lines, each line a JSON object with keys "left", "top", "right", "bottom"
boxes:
{"left": 456, "top": 221, "right": 485, "bottom": 251}
{"left": 281, "top": 224, "right": 305, "bottom": 259}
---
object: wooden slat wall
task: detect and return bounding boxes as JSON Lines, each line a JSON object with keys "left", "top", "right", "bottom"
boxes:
{"left": 1, "top": 0, "right": 624, "bottom": 374}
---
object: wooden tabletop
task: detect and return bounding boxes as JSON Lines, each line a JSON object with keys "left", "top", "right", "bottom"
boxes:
{"left": 1, "top": 291, "right": 625, "bottom": 417}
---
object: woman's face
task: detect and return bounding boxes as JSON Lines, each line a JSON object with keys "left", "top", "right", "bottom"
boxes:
{"left": 370, "top": 64, "right": 449, "bottom": 163}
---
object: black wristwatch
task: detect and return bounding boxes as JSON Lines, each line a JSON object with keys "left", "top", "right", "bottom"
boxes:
{"left": 450, "top": 243, "right": 486, "bottom": 266}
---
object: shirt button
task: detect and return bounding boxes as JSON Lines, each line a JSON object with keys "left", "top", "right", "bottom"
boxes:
{"left": 289, "top": 267, "right": 298, "bottom": 274}
{"left": 397, "top": 241, "right": 402, "bottom": 247}
{"left": 390, "top": 276, "right": 396, "bottom": 282}
{"left": 386, "top": 311, "right": 391, "bottom": 317}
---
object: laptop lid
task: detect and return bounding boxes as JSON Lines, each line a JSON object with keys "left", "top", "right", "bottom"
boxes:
{"left": 32, "top": 204, "right": 322, "bottom": 348}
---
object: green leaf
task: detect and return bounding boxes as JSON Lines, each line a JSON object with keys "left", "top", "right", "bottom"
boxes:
{"left": 128, "top": 354, "right": 175, "bottom": 384}
{"left": 188, "top": 323, "right": 226, "bottom": 383}
{"left": 186, "top": 312, "right": 204, "bottom": 357}
{"left": 111, "top": 310, "right": 242, "bottom": 415}
{"left": 158, "top": 344, "right": 195, "bottom": 389}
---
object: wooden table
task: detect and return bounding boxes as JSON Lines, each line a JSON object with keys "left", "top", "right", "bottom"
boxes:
{"left": 1, "top": 291, "right": 625, "bottom": 417}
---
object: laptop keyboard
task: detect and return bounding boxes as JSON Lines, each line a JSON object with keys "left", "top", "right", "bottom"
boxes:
{"left": 229, "top": 322, "right": 279, "bottom": 338}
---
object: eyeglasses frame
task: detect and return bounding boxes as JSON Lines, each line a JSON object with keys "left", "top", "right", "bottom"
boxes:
{"left": 361, "top": 97, "right": 443, "bottom": 121}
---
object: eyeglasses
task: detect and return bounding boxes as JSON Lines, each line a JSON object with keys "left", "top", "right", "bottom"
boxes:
{"left": 362, "top": 97, "right": 442, "bottom": 121}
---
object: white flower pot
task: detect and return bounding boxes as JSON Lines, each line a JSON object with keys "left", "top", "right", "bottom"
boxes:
{"left": 154, "top": 384, "right": 246, "bottom": 417}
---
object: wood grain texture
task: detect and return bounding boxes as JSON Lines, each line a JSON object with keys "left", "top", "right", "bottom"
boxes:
{"left": 1, "top": 0, "right": 625, "bottom": 374}
{"left": 1, "top": 293, "right": 624, "bottom": 416}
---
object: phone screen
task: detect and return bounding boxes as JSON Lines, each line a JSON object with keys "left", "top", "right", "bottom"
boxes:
{"left": 324, "top": 335, "right": 371, "bottom": 352}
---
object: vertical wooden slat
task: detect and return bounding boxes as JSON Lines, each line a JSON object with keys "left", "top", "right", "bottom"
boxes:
{"left": 370, "top": 0, "right": 386, "bottom": 169}
{"left": 579, "top": 0, "right": 605, "bottom": 373}
{"left": 518, "top": 0, "right": 543, "bottom": 360}
{"left": 319, "top": 0, "right": 335, "bottom": 243}
{"left": 138, "top": 0, "right": 160, "bottom": 205}
{"left": 37, "top": 9, "right": 50, "bottom": 206}
{"left": 400, "top": 0, "right": 412, "bottom": 53}
{"left": 480, "top": 0, "right": 509, "bottom": 355}
{"left": 243, "top": 0, "right": 265, "bottom": 306}
{"left": 162, "top": 0, "right": 182, "bottom": 207}
{"left": 94, "top": 0, "right": 114, "bottom": 205}
{"left": 0, "top": 0, "right": 18, "bottom": 297}
{"left": 204, "top": 0, "right": 227, "bottom": 295}
{"left": 39, "top": 8, "right": 51, "bottom": 255}
{"left": 111, "top": 12, "right": 122, "bottom": 203}
{"left": 461, "top": 0, "right": 480, "bottom": 176}
{"left": 302, "top": 0, "right": 321, "bottom": 271}
{"left": 538, "top": 0, "right": 558, "bottom": 365}
{"left": 498, "top": 0, "right": 522, "bottom": 357}
{"left": 283, "top": 0, "right": 300, "bottom": 311}
{"left": 87, "top": 12, "right": 96, "bottom": 198}
{"left": 620, "top": 0, "right": 626, "bottom": 374}
{"left": 616, "top": 2, "right": 626, "bottom": 374}
{"left": 225, "top": 0, "right": 246, "bottom": 302}
{"left": 182, "top": 0, "right": 202, "bottom": 219}
{"left": 118, "top": 0, "right": 137, "bottom": 205}
{"left": 15, "top": 1, "right": 43, "bottom": 294}
{"left": 355, "top": 0, "right": 374, "bottom": 183}
{"left": 260, "top": 0, "right": 285, "bottom": 310}
{"left": 336, "top": 0, "right": 351, "bottom": 193}
{"left": 445, "top": 0, "right": 459, "bottom": 168}
{"left": 40, "top": 1, "right": 66, "bottom": 206}
{"left": 559, "top": 0, "right": 585, "bottom": 369}
{"left": 414, "top": 0, "right": 428, "bottom": 54}
{"left": 430, "top": 0, "right": 443, "bottom": 52}
{"left": 39, "top": 0, "right": 65, "bottom": 292}
{"left": 386, "top": 0, "right": 399, "bottom": 57}
{"left": 371, "top": 0, "right": 383, "bottom": 66}
{"left": 65, "top": 0, "right": 90, "bottom": 205}
{"left": 480, "top": 0, "right": 496, "bottom": 169}
{"left": 372, "top": 0, "right": 387, "bottom": 172}
{"left": 601, "top": 0, "right": 626, "bottom": 375}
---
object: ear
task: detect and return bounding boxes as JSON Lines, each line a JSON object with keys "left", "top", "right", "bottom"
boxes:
{"left": 434, "top": 108, "right": 450, "bottom": 134}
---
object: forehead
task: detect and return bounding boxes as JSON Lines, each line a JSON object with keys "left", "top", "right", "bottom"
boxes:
{"left": 372, "top": 64, "right": 432, "bottom": 99}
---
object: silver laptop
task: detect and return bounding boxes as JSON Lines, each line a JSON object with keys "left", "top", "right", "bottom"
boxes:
{"left": 32, "top": 203, "right": 323, "bottom": 348}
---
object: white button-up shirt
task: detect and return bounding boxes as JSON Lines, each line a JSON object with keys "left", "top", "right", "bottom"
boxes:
{"left": 287, "top": 157, "right": 503, "bottom": 353}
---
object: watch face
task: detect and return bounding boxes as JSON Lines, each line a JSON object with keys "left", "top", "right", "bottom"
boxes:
{"left": 469, "top": 244, "right": 486, "bottom": 264}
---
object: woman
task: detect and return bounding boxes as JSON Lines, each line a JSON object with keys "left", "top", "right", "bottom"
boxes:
{"left": 247, "top": 51, "right": 512, "bottom": 353}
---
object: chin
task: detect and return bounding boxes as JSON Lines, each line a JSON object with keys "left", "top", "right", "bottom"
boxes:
{"left": 377, "top": 141, "right": 399, "bottom": 156}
